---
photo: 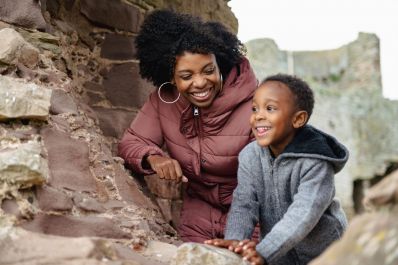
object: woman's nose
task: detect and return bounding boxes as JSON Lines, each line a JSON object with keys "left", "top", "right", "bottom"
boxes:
{"left": 192, "top": 75, "right": 206, "bottom": 88}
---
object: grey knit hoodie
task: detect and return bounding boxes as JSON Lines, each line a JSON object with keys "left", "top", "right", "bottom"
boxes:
{"left": 225, "top": 125, "right": 349, "bottom": 265}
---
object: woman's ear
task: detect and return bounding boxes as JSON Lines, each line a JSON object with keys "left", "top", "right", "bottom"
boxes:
{"left": 292, "top": 110, "right": 308, "bottom": 128}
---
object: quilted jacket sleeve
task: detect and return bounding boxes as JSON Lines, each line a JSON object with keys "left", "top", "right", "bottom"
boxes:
{"left": 118, "top": 92, "right": 166, "bottom": 174}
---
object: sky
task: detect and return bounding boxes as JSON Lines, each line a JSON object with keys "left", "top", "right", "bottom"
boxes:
{"left": 228, "top": 0, "right": 398, "bottom": 99}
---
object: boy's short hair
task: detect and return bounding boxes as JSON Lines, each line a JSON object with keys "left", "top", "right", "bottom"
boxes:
{"left": 262, "top": 74, "right": 315, "bottom": 119}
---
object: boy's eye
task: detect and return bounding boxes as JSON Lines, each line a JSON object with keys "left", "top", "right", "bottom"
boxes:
{"left": 267, "top": 106, "right": 277, "bottom": 112}
{"left": 251, "top": 106, "right": 258, "bottom": 112}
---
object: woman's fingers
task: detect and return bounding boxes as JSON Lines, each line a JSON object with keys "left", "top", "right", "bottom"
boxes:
{"left": 148, "top": 156, "right": 187, "bottom": 182}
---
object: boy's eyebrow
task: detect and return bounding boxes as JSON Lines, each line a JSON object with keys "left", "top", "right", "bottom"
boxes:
{"left": 253, "top": 98, "right": 279, "bottom": 104}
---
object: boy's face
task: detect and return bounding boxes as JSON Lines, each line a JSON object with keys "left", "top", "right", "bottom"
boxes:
{"left": 250, "top": 81, "right": 299, "bottom": 156}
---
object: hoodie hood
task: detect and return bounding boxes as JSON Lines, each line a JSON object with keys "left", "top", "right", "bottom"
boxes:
{"left": 281, "top": 125, "right": 349, "bottom": 173}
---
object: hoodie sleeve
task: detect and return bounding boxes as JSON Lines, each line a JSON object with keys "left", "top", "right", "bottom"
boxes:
{"left": 224, "top": 147, "right": 260, "bottom": 240}
{"left": 256, "top": 160, "right": 335, "bottom": 262}
{"left": 118, "top": 92, "right": 166, "bottom": 174}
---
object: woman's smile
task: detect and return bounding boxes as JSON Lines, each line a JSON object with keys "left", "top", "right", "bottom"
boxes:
{"left": 190, "top": 88, "right": 212, "bottom": 101}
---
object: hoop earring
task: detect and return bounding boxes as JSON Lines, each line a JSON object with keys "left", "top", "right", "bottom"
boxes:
{"left": 157, "top": 82, "right": 181, "bottom": 104}
{"left": 219, "top": 74, "right": 223, "bottom": 93}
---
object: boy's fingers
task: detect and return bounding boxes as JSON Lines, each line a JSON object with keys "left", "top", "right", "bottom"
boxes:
{"left": 242, "top": 241, "right": 257, "bottom": 250}
{"left": 238, "top": 239, "right": 250, "bottom": 246}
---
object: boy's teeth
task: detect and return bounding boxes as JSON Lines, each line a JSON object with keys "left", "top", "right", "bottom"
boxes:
{"left": 257, "top": 126, "right": 270, "bottom": 133}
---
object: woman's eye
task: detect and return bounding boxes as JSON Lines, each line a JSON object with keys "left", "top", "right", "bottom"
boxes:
{"left": 180, "top": 75, "right": 191, "bottom": 80}
{"left": 204, "top": 68, "right": 215, "bottom": 75}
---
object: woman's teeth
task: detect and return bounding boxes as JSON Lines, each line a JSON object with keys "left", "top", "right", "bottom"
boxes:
{"left": 192, "top": 90, "right": 209, "bottom": 98}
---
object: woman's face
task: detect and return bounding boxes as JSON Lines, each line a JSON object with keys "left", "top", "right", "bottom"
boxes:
{"left": 173, "top": 52, "right": 222, "bottom": 108}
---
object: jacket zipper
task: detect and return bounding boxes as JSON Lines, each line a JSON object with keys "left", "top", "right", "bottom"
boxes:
{"left": 193, "top": 106, "right": 199, "bottom": 116}
{"left": 193, "top": 106, "right": 202, "bottom": 170}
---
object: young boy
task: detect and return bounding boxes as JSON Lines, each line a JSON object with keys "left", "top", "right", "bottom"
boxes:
{"left": 205, "top": 74, "right": 348, "bottom": 265}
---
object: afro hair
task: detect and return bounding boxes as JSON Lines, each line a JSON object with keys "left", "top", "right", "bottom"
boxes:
{"left": 262, "top": 74, "right": 315, "bottom": 119}
{"left": 135, "top": 9, "right": 246, "bottom": 87}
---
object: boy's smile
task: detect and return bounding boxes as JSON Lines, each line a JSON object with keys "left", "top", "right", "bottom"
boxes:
{"left": 250, "top": 81, "right": 299, "bottom": 156}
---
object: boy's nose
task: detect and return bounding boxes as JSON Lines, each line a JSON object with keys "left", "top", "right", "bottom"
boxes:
{"left": 255, "top": 112, "right": 265, "bottom": 120}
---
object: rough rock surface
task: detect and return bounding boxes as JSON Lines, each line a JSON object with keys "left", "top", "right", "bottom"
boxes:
{"left": 310, "top": 170, "right": 398, "bottom": 265}
{"left": 0, "top": 1, "right": 239, "bottom": 264}
{"left": 0, "top": 0, "right": 46, "bottom": 30}
{"left": 0, "top": 28, "right": 40, "bottom": 68}
{"left": 0, "top": 75, "right": 52, "bottom": 120}
{"left": 171, "top": 242, "right": 250, "bottom": 265}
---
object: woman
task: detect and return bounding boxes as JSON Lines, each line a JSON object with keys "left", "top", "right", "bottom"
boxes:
{"left": 118, "top": 9, "right": 257, "bottom": 242}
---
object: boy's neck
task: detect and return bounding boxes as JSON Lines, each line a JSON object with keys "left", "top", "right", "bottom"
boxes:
{"left": 268, "top": 128, "right": 301, "bottom": 157}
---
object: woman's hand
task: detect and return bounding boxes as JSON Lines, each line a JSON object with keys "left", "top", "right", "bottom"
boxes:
{"left": 204, "top": 239, "right": 240, "bottom": 251}
{"left": 147, "top": 155, "right": 188, "bottom": 182}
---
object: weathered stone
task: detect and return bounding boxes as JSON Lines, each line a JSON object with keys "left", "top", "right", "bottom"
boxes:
{"left": 113, "top": 162, "right": 154, "bottom": 207}
{"left": 310, "top": 210, "right": 398, "bottom": 265}
{"left": 0, "top": 27, "right": 40, "bottom": 68}
{"left": 80, "top": 0, "right": 144, "bottom": 33}
{"left": 144, "top": 175, "right": 182, "bottom": 200}
{"left": 49, "top": 115, "right": 71, "bottom": 132}
{"left": 50, "top": 89, "right": 78, "bottom": 115}
{"left": 0, "top": 75, "right": 52, "bottom": 120}
{"left": 0, "top": 140, "right": 48, "bottom": 197}
{"left": 363, "top": 169, "right": 398, "bottom": 210}
{"left": 0, "top": 226, "right": 117, "bottom": 264}
{"left": 142, "top": 240, "right": 177, "bottom": 264}
{"left": 41, "top": 128, "right": 96, "bottom": 192}
{"left": 0, "top": 140, "right": 47, "bottom": 217}
{"left": 36, "top": 184, "right": 73, "bottom": 212}
{"left": 17, "top": 29, "right": 61, "bottom": 55}
{"left": 1, "top": 198, "right": 22, "bottom": 217}
{"left": 156, "top": 198, "right": 173, "bottom": 224}
{"left": 171, "top": 242, "right": 249, "bottom": 265}
{"left": 102, "top": 62, "right": 155, "bottom": 108}
{"left": 0, "top": 0, "right": 46, "bottom": 30}
{"left": 112, "top": 243, "right": 168, "bottom": 265}
{"left": 73, "top": 193, "right": 106, "bottom": 213}
{"left": 159, "top": 0, "right": 238, "bottom": 34}
{"left": 92, "top": 107, "right": 137, "bottom": 138}
{"left": 21, "top": 213, "right": 131, "bottom": 239}
{"left": 100, "top": 33, "right": 137, "bottom": 60}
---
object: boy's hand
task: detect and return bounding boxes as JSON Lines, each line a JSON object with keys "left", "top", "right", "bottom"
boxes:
{"left": 234, "top": 240, "right": 265, "bottom": 265}
{"left": 241, "top": 248, "right": 265, "bottom": 265}
{"left": 204, "top": 239, "right": 239, "bottom": 251}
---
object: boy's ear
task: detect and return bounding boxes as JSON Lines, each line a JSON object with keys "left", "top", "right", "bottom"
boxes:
{"left": 292, "top": 110, "right": 308, "bottom": 128}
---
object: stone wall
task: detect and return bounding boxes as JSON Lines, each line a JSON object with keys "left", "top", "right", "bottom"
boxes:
{"left": 246, "top": 34, "right": 398, "bottom": 214}
{"left": 0, "top": 0, "right": 238, "bottom": 264}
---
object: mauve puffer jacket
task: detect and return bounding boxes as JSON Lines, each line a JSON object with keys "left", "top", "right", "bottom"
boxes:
{"left": 118, "top": 57, "right": 257, "bottom": 241}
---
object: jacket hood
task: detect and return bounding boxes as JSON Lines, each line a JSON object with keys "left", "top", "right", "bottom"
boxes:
{"left": 282, "top": 125, "right": 349, "bottom": 173}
